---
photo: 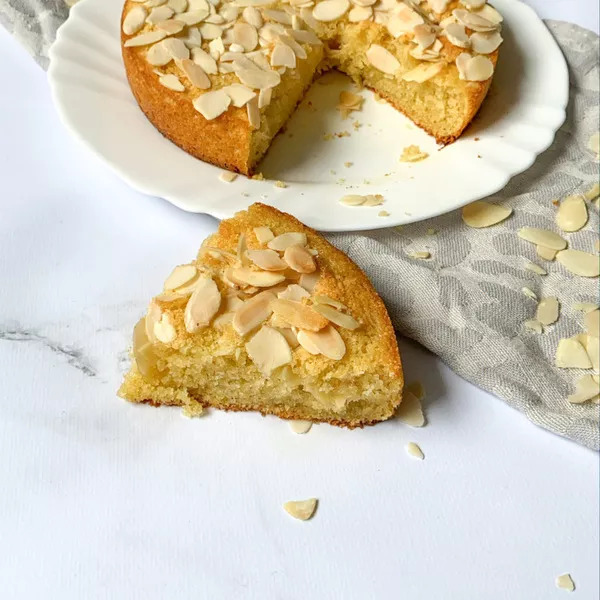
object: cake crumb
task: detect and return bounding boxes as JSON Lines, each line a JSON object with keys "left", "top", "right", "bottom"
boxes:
{"left": 552, "top": 199, "right": 560, "bottom": 206}
{"left": 274, "top": 180, "right": 288, "bottom": 189}
{"left": 378, "top": 210, "right": 390, "bottom": 217}
{"left": 352, "top": 120, "right": 362, "bottom": 130}
{"left": 335, "top": 130, "right": 351, "bottom": 138}
{"left": 219, "top": 171, "right": 237, "bottom": 183}
{"left": 400, "top": 145, "right": 429, "bottom": 162}
{"left": 406, "top": 442, "right": 425, "bottom": 460}
{"left": 323, "top": 133, "right": 333, "bottom": 141}
{"left": 252, "top": 172, "right": 265, "bottom": 181}
{"left": 426, "top": 228, "right": 437, "bottom": 235}
{"left": 182, "top": 403, "right": 204, "bottom": 418}
{"left": 344, "top": 161, "right": 353, "bottom": 168}
{"left": 555, "top": 573, "right": 575, "bottom": 592}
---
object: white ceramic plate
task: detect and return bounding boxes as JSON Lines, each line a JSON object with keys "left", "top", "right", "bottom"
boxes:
{"left": 48, "top": 0, "right": 568, "bottom": 232}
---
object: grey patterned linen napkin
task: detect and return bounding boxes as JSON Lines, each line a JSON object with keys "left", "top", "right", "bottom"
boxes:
{"left": 2, "top": 1, "right": 599, "bottom": 449}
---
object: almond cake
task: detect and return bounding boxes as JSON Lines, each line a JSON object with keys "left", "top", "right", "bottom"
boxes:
{"left": 121, "top": 0, "right": 503, "bottom": 174}
{"left": 118, "top": 203, "right": 403, "bottom": 426}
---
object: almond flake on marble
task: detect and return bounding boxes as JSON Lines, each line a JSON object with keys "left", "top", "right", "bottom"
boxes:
{"left": 289, "top": 420, "right": 312, "bottom": 434}
{"left": 232, "top": 290, "right": 275, "bottom": 335}
{"left": 164, "top": 264, "right": 198, "bottom": 291}
{"left": 191, "top": 47, "right": 218, "bottom": 73}
{"left": 567, "top": 375, "right": 599, "bottom": 404}
{"left": 253, "top": 226, "right": 274, "bottom": 244}
{"left": 523, "top": 319, "right": 543, "bottom": 334}
{"left": 386, "top": 4, "right": 423, "bottom": 37}
{"left": 184, "top": 277, "right": 221, "bottom": 332}
{"left": 517, "top": 227, "right": 567, "bottom": 250}
{"left": 556, "top": 249, "right": 600, "bottom": 277}
{"left": 167, "top": 0, "right": 188, "bottom": 12}
{"left": 271, "top": 43, "right": 297, "bottom": 68}
{"left": 556, "top": 194, "right": 588, "bottom": 232}
{"left": 536, "top": 297, "right": 559, "bottom": 326}
{"left": 178, "top": 9, "right": 210, "bottom": 25}
{"left": 146, "top": 40, "right": 173, "bottom": 66}
{"left": 158, "top": 73, "right": 185, "bottom": 91}
{"left": 245, "top": 325, "right": 292, "bottom": 375}
{"left": 272, "top": 299, "right": 329, "bottom": 331}
{"left": 536, "top": 245, "right": 558, "bottom": 261}
{"left": 230, "top": 267, "right": 286, "bottom": 287}
{"left": 219, "top": 171, "right": 237, "bottom": 183}
{"left": 408, "top": 251, "right": 430, "bottom": 259}
{"left": 406, "top": 442, "right": 425, "bottom": 460}
{"left": 555, "top": 338, "right": 592, "bottom": 369}
{"left": 396, "top": 390, "right": 425, "bottom": 427}
{"left": 263, "top": 8, "right": 293, "bottom": 24}
{"left": 470, "top": 30, "right": 503, "bottom": 54}
{"left": 247, "top": 249, "right": 288, "bottom": 271}
{"left": 180, "top": 58, "right": 211, "bottom": 88}
{"left": 235, "top": 67, "right": 281, "bottom": 90}
{"left": 283, "top": 498, "right": 317, "bottom": 520}
{"left": 312, "top": 0, "right": 349, "bottom": 21}
{"left": 283, "top": 245, "right": 316, "bottom": 274}
{"left": 585, "top": 309, "right": 599, "bottom": 338}
{"left": 443, "top": 22, "right": 470, "bottom": 48}
{"left": 525, "top": 261, "right": 547, "bottom": 276}
{"left": 340, "top": 194, "right": 366, "bottom": 206}
{"left": 153, "top": 313, "right": 177, "bottom": 343}
{"left": 223, "top": 83, "right": 256, "bottom": 107}
{"left": 193, "top": 89, "right": 231, "bottom": 119}
{"left": 456, "top": 53, "right": 494, "bottom": 81}
{"left": 200, "top": 22, "right": 223, "bottom": 39}
{"left": 312, "top": 303, "right": 359, "bottom": 330}
{"left": 268, "top": 232, "right": 307, "bottom": 251}
{"left": 297, "top": 325, "right": 346, "bottom": 359}
{"left": 146, "top": 5, "right": 174, "bottom": 24}
{"left": 402, "top": 62, "right": 444, "bottom": 82}
{"left": 278, "top": 284, "right": 310, "bottom": 302}
{"left": 123, "top": 5, "right": 148, "bottom": 35}
{"left": 348, "top": 6, "right": 372, "bottom": 21}
{"left": 555, "top": 574, "right": 575, "bottom": 592}
{"left": 366, "top": 44, "right": 400, "bottom": 74}
{"left": 453, "top": 8, "right": 498, "bottom": 32}
{"left": 162, "top": 37, "right": 190, "bottom": 59}
{"left": 291, "top": 28, "right": 322, "bottom": 45}
{"left": 124, "top": 30, "right": 168, "bottom": 47}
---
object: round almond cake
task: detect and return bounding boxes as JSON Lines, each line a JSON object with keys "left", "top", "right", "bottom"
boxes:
{"left": 121, "top": 0, "right": 502, "bottom": 175}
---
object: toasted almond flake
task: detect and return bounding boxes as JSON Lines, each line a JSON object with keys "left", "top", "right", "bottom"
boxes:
{"left": 236, "top": 67, "right": 281, "bottom": 90}
{"left": 312, "top": 0, "right": 349, "bottom": 21}
{"left": 153, "top": 313, "right": 177, "bottom": 343}
{"left": 474, "top": 3, "right": 503, "bottom": 24}
{"left": 232, "top": 21, "right": 258, "bottom": 51}
{"left": 555, "top": 338, "right": 593, "bottom": 369}
{"left": 453, "top": 8, "right": 498, "bottom": 32}
{"left": 156, "top": 18, "right": 185, "bottom": 34}
{"left": 555, "top": 574, "right": 575, "bottom": 592}
{"left": 406, "top": 442, "right": 424, "bottom": 460}
{"left": 408, "top": 251, "right": 431, "bottom": 259}
{"left": 159, "top": 73, "right": 185, "bottom": 92}
{"left": 556, "top": 249, "right": 599, "bottom": 277}
{"left": 146, "top": 5, "right": 174, "bottom": 24}
{"left": 184, "top": 277, "right": 221, "bottom": 332}
{"left": 401, "top": 62, "right": 444, "bottom": 83}
{"left": 133, "top": 318, "right": 160, "bottom": 378}
{"left": 396, "top": 390, "right": 425, "bottom": 427}
{"left": 297, "top": 325, "right": 346, "bottom": 359}
{"left": 272, "top": 299, "right": 328, "bottom": 331}
{"left": 444, "top": 22, "right": 470, "bottom": 48}
{"left": 470, "top": 30, "right": 503, "bottom": 54}
{"left": 525, "top": 261, "right": 547, "bottom": 276}
{"left": 178, "top": 59, "right": 210, "bottom": 89}
{"left": 523, "top": 319, "right": 543, "bottom": 334}
{"left": 268, "top": 232, "right": 307, "bottom": 251}
{"left": 289, "top": 420, "right": 312, "bottom": 434}
{"left": 162, "top": 37, "right": 190, "bottom": 60}
{"left": 123, "top": 5, "right": 148, "bottom": 35}
{"left": 312, "top": 303, "right": 359, "bottom": 330}
{"left": 253, "top": 226, "right": 274, "bottom": 244}
{"left": 223, "top": 83, "right": 256, "bottom": 107}
{"left": 232, "top": 290, "right": 275, "bottom": 335}
{"left": 556, "top": 194, "right": 588, "bottom": 232}
{"left": 518, "top": 227, "right": 567, "bottom": 250}
{"left": 366, "top": 44, "right": 400, "bottom": 74}
{"left": 455, "top": 52, "right": 494, "bottom": 82}
{"left": 193, "top": 89, "right": 231, "bottom": 120}
{"left": 144, "top": 0, "right": 169, "bottom": 6}
{"left": 146, "top": 41, "right": 173, "bottom": 66}
{"left": 258, "top": 87, "right": 272, "bottom": 108}
{"left": 191, "top": 47, "right": 218, "bottom": 73}
{"left": 278, "top": 284, "right": 310, "bottom": 303}
{"left": 568, "top": 375, "right": 599, "bottom": 404}
{"left": 589, "top": 132, "right": 599, "bottom": 159}
{"left": 245, "top": 325, "right": 292, "bottom": 375}
{"left": 584, "top": 182, "right": 600, "bottom": 201}
{"left": 313, "top": 295, "right": 346, "bottom": 310}
{"left": 145, "top": 300, "right": 163, "bottom": 342}
{"left": 283, "top": 245, "right": 316, "bottom": 274}
{"left": 340, "top": 194, "right": 366, "bottom": 206}
{"left": 461, "top": 0, "right": 486, "bottom": 8}
{"left": 230, "top": 267, "right": 286, "bottom": 287}
{"left": 164, "top": 264, "right": 198, "bottom": 291}
{"left": 124, "top": 30, "right": 167, "bottom": 47}
{"left": 536, "top": 297, "right": 559, "bottom": 326}
{"left": 410, "top": 39, "right": 443, "bottom": 62}
{"left": 178, "top": 9, "right": 210, "bottom": 26}
{"left": 585, "top": 309, "right": 599, "bottom": 337}
{"left": 536, "top": 245, "right": 558, "bottom": 261}
{"left": 246, "top": 97, "right": 261, "bottom": 130}
{"left": 299, "top": 272, "right": 319, "bottom": 292}
{"left": 283, "top": 498, "right": 317, "bottom": 520}
{"left": 386, "top": 4, "right": 423, "bottom": 36}
{"left": 413, "top": 23, "right": 437, "bottom": 49}
{"left": 247, "top": 249, "right": 288, "bottom": 271}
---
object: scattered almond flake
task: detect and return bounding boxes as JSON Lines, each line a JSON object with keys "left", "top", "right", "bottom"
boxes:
{"left": 408, "top": 251, "right": 431, "bottom": 259}
{"left": 400, "top": 145, "right": 429, "bottom": 163}
{"left": 455, "top": 52, "right": 494, "bottom": 81}
{"left": 555, "top": 573, "right": 575, "bottom": 592}
{"left": 396, "top": 390, "right": 425, "bottom": 427}
{"left": 181, "top": 403, "right": 204, "bottom": 418}
{"left": 245, "top": 325, "right": 292, "bottom": 376}
{"left": 297, "top": 325, "right": 346, "bottom": 360}
{"left": 462, "top": 201, "right": 512, "bottom": 227}
{"left": 536, "top": 245, "right": 558, "bottom": 261}
{"left": 573, "top": 302, "right": 598, "bottom": 313}
{"left": 299, "top": 272, "right": 319, "bottom": 293}
{"left": 588, "top": 132, "right": 599, "bottom": 159}
{"left": 158, "top": 73, "right": 185, "bottom": 92}
{"left": 584, "top": 309, "right": 599, "bottom": 338}
{"left": 219, "top": 171, "right": 237, "bottom": 183}
{"left": 272, "top": 299, "right": 328, "bottom": 331}
{"left": 536, "top": 297, "right": 559, "bottom": 326}
{"left": 525, "top": 261, "right": 547, "bottom": 276}
{"left": 164, "top": 264, "right": 197, "bottom": 291}
{"left": 366, "top": 43, "right": 400, "bottom": 74}
{"left": 555, "top": 338, "right": 592, "bottom": 369}
{"left": 124, "top": 30, "right": 167, "bottom": 47}
{"left": 193, "top": 89, "right": 231, "bottom": 120}
{"left": 232, "top": 290, "right": 275, "bottom": 336}
{"left": 268, "top": 232, "right": 307, "bottom": 251}
{"left": 556, "top": 249, "right": 600, "bottom": 277}
{"left": 274, "top": 180, "right": 288, "bottom": 189}
{"left": 378, "top": 210, "right": 390, "bottom": 217}
{"left": 522, "top": 287, "right": 537, "bottom": 300}
{"left": 363, "top": 194, "right": 384, "bottom": 207}
{"left": 406, "top": 442, "right": 424, "bottom": 460}
{"left": 523, "top": 319, "right": 543, "bottom": 334}
{"left": 312, "top": 303, "right": 359, "bottom": 330}
{"left": 122, "top": 5, "right": 147, "bottom": 35}
{"left": 289, "top": 420, "right": 312, "bottom": 434}
{"left": 283, "top": 498, "right": 317, "bottom": 521}
{"left": 583, "top": 182, "right": 600, "bottom": 201}
{"left": 230, "top": 267, "right": 286, "bottom": 287}
{"left": 568, "top": 375, "right": 600, "bottom": 404}
{"left": 146, "top": 5, "right": 174, "bottom": 24}
{"left": 556, "top": 194, "right": 588, "bottom": 232}
{"left": 246, "top": 249, "right": 288, "bottom": 271}
{"left": 518, "top": 227, "right": 567, "bottom": 250}
{"left": 184, "top": 277, "right": 221, "bottom": 333}
{"left": 153, "top": 313, "right": 177, "bottom": 343}
{"left": 406, "top": 381, "right": 425, "bottom": 400}
{"left": 283, "top": 245, "right": 316, "bottom": 274}
{"left": 278, "top": 284, "right": 310, "bottom": 302}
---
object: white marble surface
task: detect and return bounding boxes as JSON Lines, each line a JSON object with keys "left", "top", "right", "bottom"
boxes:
{"left": 0, "top": 3, "right": 599, "bottom": 599}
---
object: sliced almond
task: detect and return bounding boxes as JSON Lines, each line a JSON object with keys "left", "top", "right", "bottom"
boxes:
{"left": 536, "top": 245, "right": 558, "bottom": 261}
{"left": 254, "top": 226, "right": 274, "bottom": 244}
{"left": 199, "top": 22, "right": 224, "bottom": 40}
{"left": 584, "top": 335, "right": 600, "bottom": 371}
{"left": 124, "top": 30, "right": 167, "bottom": 47}
{"left": 299, "top": 272, "right": 319, "bottom": 293}
{"left": 232, "top": 290, "right": 275, "bottom": 335}
{"left": 232, "top": 21, "right": 258, "bottom": 51}
{"left": 525, "top": 261, "right": 547, "bottom": 276}
{"left": 283, "top": 498, "right": 317, "bottom": 520}
{"left": 536, "top": 297, "right": 559, "bottom": 326}
{"left": 158, "top": 73, "right": 185, "bottom": 92}
{"left": 396, "top": 390, "right": 425, "bottom": 427}
{"left": 313, "top": 295, "right": 346, "bottom": 310}
{"left": 146, "top": 41, "right": 173, "bottom": 66}
{"left": 556, "top": 249, "right": 600, "bottom": 277}
{"left": 283, "top": 245, "right": 316, "bottom": 274}
{"left": 178, "top": 9, "right": 211, "bottom": 26}
{"left": 523, "top": 319, "right": 543, "bottom": 334}
{"left": 297, "top": 325, "right": 345, "bottom": 359}
{"left": 556, "top": 195, "right": 588, "bottom": 232}
{"left": 155, "top": 19, "right": 185, "bottom": 34}
{"left": 444, "top": 22, "right": 470, "bottom": 48}
{"left": 461, "top": 201, "right": 512, "bottom": 228}
{"left": 180, "top": 58, "right": 211, "bottom": 88}
{"left": 242, "top": 6, "right": 263, "bottom": 27}
{"left": 573, "top": 302, "right": 598, "bottom": 313}
{"left": 276, "top": 327, "right": 299, "bottom": 348}
{"left": 455, "top": 53, "right": 494, "bottom": 82}
{"left": 555, "top": 338, "right": 592, "bottom": 369}
{"left": 167, "top": 0, "right": 188, "bottom": 12}
{"left": 401, "top": 62, "right": 444, "bottom": 83}
{"left": 184, "top": 277, "right": 221, "bottom": 332}
{"left": 153, "top": 313, "right": 177, "bottom": 343}
{"left": 348, "top": 6, "right": 372, "bottom": 22}
{"left": 193, "top": 89, "right": 231, "bottom": 120}
{"left": 164, "top": 264, "right": 198, "bottom": 291}
{"left": 567, "top": 375, "right": 599, "bottom": 404}
{"left": 522, "top": 287, "right": 537, "bottom": 300}
{"left": 584, "top": 182, "right": 599, "bottom": 201}
{"left": 386, "top": 4, "right": 423, "bottom": 36}
{"left": 219, "top": 171, "right": 237, "bottom": 183}
{"left": 413, "top": 23, "right": 436, "bottom": 49}
{"left": 246, "top": 97, "right": 261, "bottom": 129}
{"left": 278, "top": 284, "right": 310, "bottom": 302}
{"left": 312, "top": 303, "right": 359, "bottom": 330}
{"left": 453, "top": 8, "right": 498, "bottom": 32}
{"left": 272, "top": 299, "right": 328, "bottom": 331}
{"left": 470, "top": 31, "right": 503, "bottom": 54}
{"left": 235, "top": 68, "right": 281, "bottom": 90}
{"left": 406, "top": 442, "right": 424, "bottom": 460}
{"left": 245, "top": 325, "right": 292, "bottom": 375}
{"left": 230, "top": 267, "right": 286, "bottom": 287}
{"left": 290, "top": 28, "right": 321, "bottom": 45}
{"left": 268, "top": 232, "right": 307, "bottom": 251}
{"left": 146, "top": 5, "right": 174, "bottom": 24}
{"left": 518, "top": 227, "right": 567, "bottom": 250}
{"left": 289, "top": 420, "right": 312, "bottom": 434}
{"left": 366, "top": 44, "right": 400, "bottom": 75}
{"left": 145, "top": 300, "right": 163, "bottom": 342}
{"left": 585, "top": 309, "right": 599, "bottom": 338}
{"left": 133, "top": 318, "right": 159, "bottom": 379}
{"left": 223, "top": 83, "right": 256, "bottom": 107}
{"left": 191, "top": 47, "right": 218, "bottom": 73}
{"left": 555, "top": 574, "right": 575, "bottom": 592}
{"left": 247, "top": 249, "right": 288, "bottom": 271}
{"left": 312, "top": 0, "right": 349, "bottom": 21}
{"left": 271, "top": 43, "right": 296, "bottom": 68}
{"left": 123, "top": 6, "right": 147, "bottom": 35}
{"left": 429, "top": 0, "right": 449, "bottom": 12}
